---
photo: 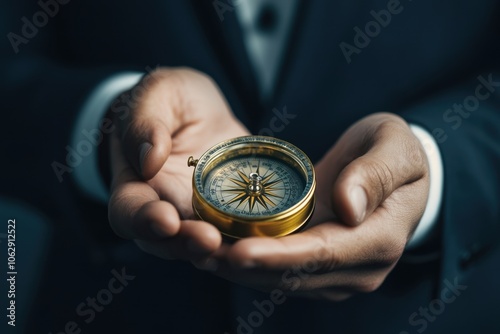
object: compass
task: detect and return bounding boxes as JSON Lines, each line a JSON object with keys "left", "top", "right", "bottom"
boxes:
{"left": 187, "top": 136, "right": 315, "bottom": 239}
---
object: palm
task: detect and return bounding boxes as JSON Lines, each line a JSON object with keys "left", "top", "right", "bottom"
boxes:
{"left": 148, "top": 115, "right": 250, "bottom": 219}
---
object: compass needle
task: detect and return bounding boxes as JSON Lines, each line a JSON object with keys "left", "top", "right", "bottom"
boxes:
{"left": 263, "top": 178, "right": 281, "bottom": 188}
{"left": 264, "top": 190, "right": 283, "bottom": 199}
{"left": 249, "top": 196, "right": 256, "bottom": 213}
{"left": 261, "top": 194, "right": 277, "bottom": 207}
{"left": 222, "top": 187, "right": 244, "bottom": 192}
{"left": 256, "top": 196, "right": 269, "bottom": 210}
{"left": 226, "top": 192, "right": 247, "bottom": 205}
{"left": 229, "top": 177, "right": 247, "bottom": 188}
{"left": 261, "top": 172, "right": 277, "bottom": 185}
{"left": 235, "top": 195, "right": 249, "bottom": 209}
{"left": 223, "top": 190, "right": 244, "bottom": 194}
{"left": 236, "top": 170, "right": 250, "bottom": 183}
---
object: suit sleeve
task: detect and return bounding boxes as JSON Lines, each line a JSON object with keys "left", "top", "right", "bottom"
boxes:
{"left": 402, "top": 73, "right": 500, "bottom": 282}
{"left": 0, "top": 2, "right": 132, "bottom": 219}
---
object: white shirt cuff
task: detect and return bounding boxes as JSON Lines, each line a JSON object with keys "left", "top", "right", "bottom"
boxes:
{"left": 71, "top": 72, "right": 143, "bottom": 202}
{"left": 405, "top": 124, "right": 444, "bottom": 250}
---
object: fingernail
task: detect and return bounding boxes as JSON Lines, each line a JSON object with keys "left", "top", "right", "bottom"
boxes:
{"left": 350, "top": 186, "right": 367, "bottom": 224}
{"left": 139, "top": 142, "right": 153, "bottom": 174}
{"left": 193, "top": 258, "right": 219, "bottom": 272}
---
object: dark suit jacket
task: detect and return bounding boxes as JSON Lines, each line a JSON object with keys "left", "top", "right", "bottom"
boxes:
{"left": 1, "top": 1, "right": 499, "bottom": 333}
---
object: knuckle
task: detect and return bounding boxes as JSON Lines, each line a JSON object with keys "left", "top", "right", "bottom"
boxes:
{"left": 376, "top": 119, "right": 427, "bottom": 181}
{"left": 173, "top": 67, "right": 215, "bottom": 89}
{"left": 137, "top": 72, "right": 168, "bottom": 99}
{"left": 140, "top": 68, "right": 186, "bottom": 101}
{"left": 189, "top": 68, "right": 215, "bottom": 84}
{"left": 308, "top": 230, "right": 343, "bottom": 271}
{"left": 372, "top": 117, "right": 407, "bottom": 140}
{"left": 364, "top": 157, "right": 394, "bottom": 201}
{"left": 405, "top": 138, "right": 428, "bottom": 178}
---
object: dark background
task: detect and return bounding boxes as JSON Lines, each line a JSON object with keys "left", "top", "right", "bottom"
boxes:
{"left": 1, "top": 1, "right": 499, "bottom": 333}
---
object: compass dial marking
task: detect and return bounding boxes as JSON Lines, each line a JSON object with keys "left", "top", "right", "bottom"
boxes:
{"left": 203, "top": 155, "right": 305, "bottom": 218}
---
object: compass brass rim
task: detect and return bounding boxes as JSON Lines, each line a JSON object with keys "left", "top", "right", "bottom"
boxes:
{"left": 190, "top": 136, "right": 316, "bottom": 238}
{"left": 192, "top": 193, "right": 315, "bottom": 239}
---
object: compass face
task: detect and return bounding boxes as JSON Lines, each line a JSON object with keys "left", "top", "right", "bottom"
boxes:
{"left": 190, "top": 136, "right": 315, "bottom": 238}
{"left": 202, "top": 155, "right": 306, "bottom": 218}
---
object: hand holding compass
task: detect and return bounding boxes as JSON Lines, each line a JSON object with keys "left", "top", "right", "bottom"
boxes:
{"left": 107, "top": 68, "right": 249, "bottom": 259}
{"left": 106, "top": 67, "right": 429, "bottom": 301}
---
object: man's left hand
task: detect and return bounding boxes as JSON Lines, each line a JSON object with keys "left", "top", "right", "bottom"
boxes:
{"left": 194, "top": 113, "right": 430, "bottom": 301}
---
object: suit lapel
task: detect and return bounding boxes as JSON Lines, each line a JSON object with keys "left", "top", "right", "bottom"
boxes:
{"left": 269, "top": 0, "right": 311, "bottom": 108}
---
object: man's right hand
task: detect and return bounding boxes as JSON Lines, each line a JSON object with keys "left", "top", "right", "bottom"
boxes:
{"left": 107, "top": 68, "right": 249, "bottom": 261}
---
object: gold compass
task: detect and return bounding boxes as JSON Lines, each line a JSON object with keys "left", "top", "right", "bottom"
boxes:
{"left": 188, "top": 136, "right": 315, "bottom": 239}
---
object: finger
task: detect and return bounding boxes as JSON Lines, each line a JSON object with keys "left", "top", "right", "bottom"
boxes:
{"left": 108, "top": 134, "right": 180, "bottom": 240}
{"left": 221, "top": 221, "right": 397, "bottom": 271}
{"left": 332, "top": 120, "right": 427, "bottom": 225}
{"left": 222, "top": 224, "right": 346, "bottom": 270}
{"left": 210, "top": 247, "right": 390, "bottom": 294}
{"left": 135, "top": 220, "right": 222, "bottom": 261}
{"left": 108, "top": 182, "right": 181, "bottom": 240}
{"left": 112, "top": 70, "right": 182, "bottom": 180}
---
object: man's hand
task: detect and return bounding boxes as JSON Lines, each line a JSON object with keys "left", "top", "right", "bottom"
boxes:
{"left": 107, "top": 68, "right": 249, "bottom": 261}
{"left": 198, "top": 113, "right": 430, "bottom": 301}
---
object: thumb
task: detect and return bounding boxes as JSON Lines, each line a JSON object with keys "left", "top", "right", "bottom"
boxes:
{"left": 120, "top": 115, "right": 172, "bottom": 180}
{"left": 332, "top": 125, "right": 427, "bottom": 226}
{"left": 112, "top": 70, "right": 179, "bottom": 180}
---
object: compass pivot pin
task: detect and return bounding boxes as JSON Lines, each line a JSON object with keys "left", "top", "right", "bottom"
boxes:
{"left": 248, "top": 172, "right": 263, "bottom": 195}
